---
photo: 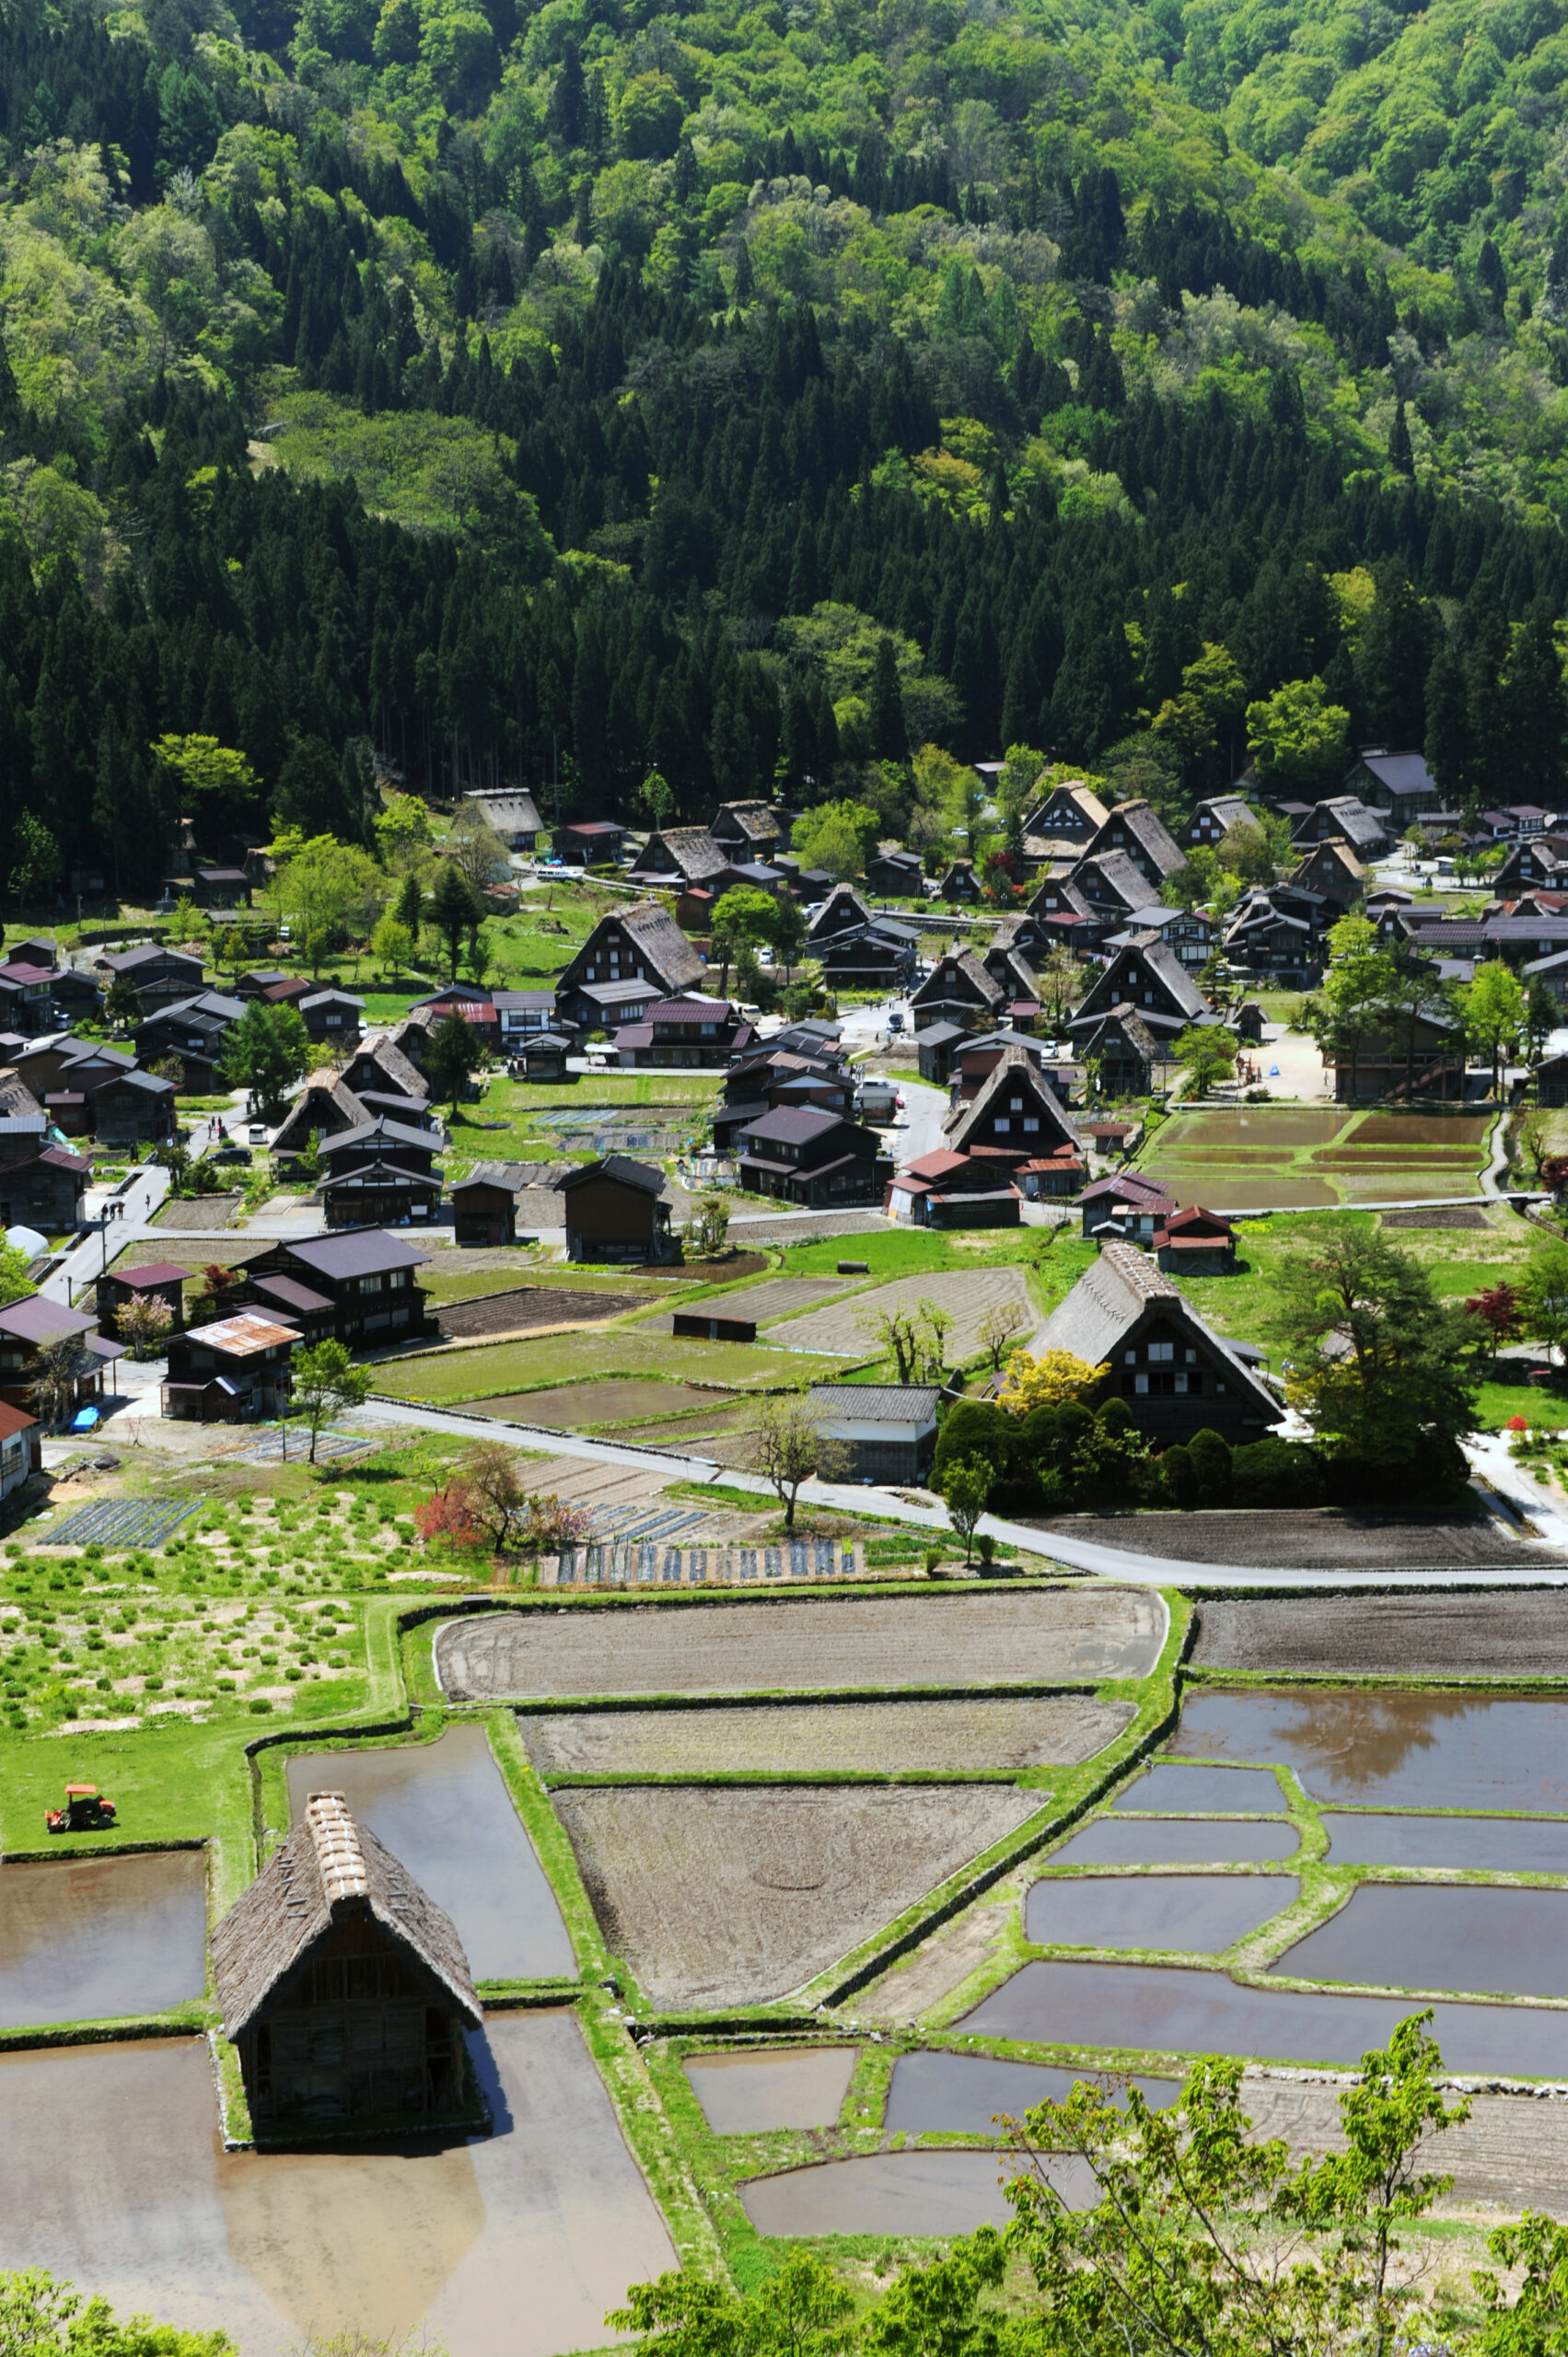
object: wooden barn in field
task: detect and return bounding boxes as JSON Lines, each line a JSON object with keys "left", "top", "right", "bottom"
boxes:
{"left": 211, "top": 1791, "right": 482, "bottom": 2131}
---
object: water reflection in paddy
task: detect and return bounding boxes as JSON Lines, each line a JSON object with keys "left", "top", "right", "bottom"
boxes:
{"left": 885, "top": 2050, "right": 1179, "bottom": 2133}
{"left": 286, "top": 1724, "right": 574, "bottom": 1980}
{"left": 1168, "top": 1691, "right": 1568, "bottom": 1812}
{"left": 1273, "top": 1884, "right": 1568, "bottom": 1998}
{"left": 960, "top": 1960, "right": 1568, "bottom": 2076}
{"left": 0, "top": 2014, "right": 674, "bottom": 2357}
{"left": 1027, "top": 1875, "right": 1297, "bottom": 1953}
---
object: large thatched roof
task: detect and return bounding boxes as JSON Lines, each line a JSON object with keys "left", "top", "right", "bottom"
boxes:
{"left": 211, "top": 1792, "right": 482, "bottom": 2039}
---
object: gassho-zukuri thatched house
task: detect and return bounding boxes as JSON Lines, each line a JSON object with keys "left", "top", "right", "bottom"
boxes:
{"left": 211, "top": 1790, "right": 482, "bottom": 2129}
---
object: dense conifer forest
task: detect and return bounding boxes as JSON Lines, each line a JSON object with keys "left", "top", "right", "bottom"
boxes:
{"left": 4, "top": 0, "right": 1568, "bottom": 890}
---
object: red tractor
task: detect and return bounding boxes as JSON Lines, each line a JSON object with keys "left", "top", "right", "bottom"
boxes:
{"left": 45, "top": 1784, "right": 117, "bottom": 1834}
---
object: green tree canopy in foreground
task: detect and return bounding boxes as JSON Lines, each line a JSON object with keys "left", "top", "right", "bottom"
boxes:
{"left": 1272, "top": 1225, "right": 1478, "bottom": 1489}
{"left": 614, "top": 2016, "right": 1568, "bottom": 2357}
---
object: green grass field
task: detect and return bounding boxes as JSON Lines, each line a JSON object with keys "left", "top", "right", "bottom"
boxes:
{"left": 1176, "top": 1205, "right": 1544, "bottom": 1350}
{"left": 374, "top": 1321, "right": 864, "bottom": 1403}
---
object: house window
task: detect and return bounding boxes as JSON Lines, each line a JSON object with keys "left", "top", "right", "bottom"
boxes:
{"left": 993, "top": 1118, "right": 1010, "bottom": 1134}
{"left": 1134, "top": 1373, "right": 1148, "bottom": 1393}
{"left": 1148, "top": 1342, "right": 1174, "bottom": 1364}
{"left": 1023, "top": 1117, "right": 1039, "bottom": 1133}
{"left": 1123, "top": 1350, "right": 1135, "bottom": 1364}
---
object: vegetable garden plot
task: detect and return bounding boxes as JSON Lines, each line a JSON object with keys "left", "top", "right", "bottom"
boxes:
{"left": 552, "top": 1782, "right": 1041, "bottom": 2007}
{"left": 226, "top": 1429, "right": 372, "bottom": 1466}
{"left": 46, "top": 1499, "right": 203, "bottom": 1549}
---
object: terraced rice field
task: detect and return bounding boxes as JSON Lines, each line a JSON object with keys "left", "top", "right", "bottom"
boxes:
{"left": 521, "top": 1695, "right": 1133, "bottom": 1777}
{"left": 438, "top": 1587, "right": 1165, "bottom": 1701}
{"left": 1136, "top": 1105, "right": 1492, "bottom": 1211}
{"left": 553, "top": 1782, "right": 1042, "bottom": 2006}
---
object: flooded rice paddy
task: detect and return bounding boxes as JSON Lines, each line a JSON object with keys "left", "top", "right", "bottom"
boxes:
{"left": 1116, "top": 1763, "right": 1285, "bottom": 1813}
{"left": 885, "top": 2051, "right": 1179, "bottom": 2132}
{"left": 1168, "top": 1689, "right": 1568, "bottom": 1811}
{"left": 1050, "top": 1818, "right": 1300, "bottom": 1864}
{"left": 683, "top": 2047, "right": 857, "bottom": 2131}
{"left": 1273, "top": 1885, "right": 1568, "bottom": 1998}
{"left": 438, "top": 1588, "right": 1164, "bottom": 1701}
{"left": 960, "top": 1960, "right": 1568, "bottom": 2076}
{"left": 0, "top": 1850, "right": 206, "bottom": 2027}
{"left": 1322, "top": 1814, "right": 1568, "bottom": 1870}
{"left": 1026, "top": 1875, "right": 1298, "bottom": 1953}
{"left": 286, "top": 1724, "right": 575, "bottom": 1982}
{"left": 0, "top": 2013, "right": 674, "bottom": 2357}
{"left": 741, "top": 2149, "right": 1094, "bottom": 2235}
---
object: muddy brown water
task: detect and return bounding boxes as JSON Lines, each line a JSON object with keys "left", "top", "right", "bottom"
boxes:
{"left": 684, "top": 2048, "right": 857, "bottom": 2132}
{"left": 885, "top": 2050, "right": 1180, "bottom": 2132}
{"left": 1026, "top": 1876, "right": 1298, "bottom": 1954}
{"left": 285, "top": 1724, "right": 575, "bottom": 1981}
{"left": 1050, "top": 1819, "right": 1301, "bottom": 1866}
{"left": 1322, "top": 1814, "right": 1568, "bottom": 1870}
{"left": 959, "top": 1960, "right": 1568, "bottom": 2076}
{"left": 0, "top": 1850, "right": 205, "bottom": 2026}
{"left": 0, "top": 2013, "right": 674, "bottom": 2357}
{"left": 1274, "top": 1885, "right": 1568, "bottom": 1998}
{"left": 740, "top": 2149, "right": 1097, "bottom": 2235}
{"left": 1116, "top": 1764, "right": 1284, "bottom": 1813}
{"left": 1168, "top": 1690, "right": 1568, "bottom": 1811}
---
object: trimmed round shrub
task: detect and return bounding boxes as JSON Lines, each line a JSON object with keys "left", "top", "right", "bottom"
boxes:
{"left": 1098, "top": 1397, "right": 1135, "bottom": 1438}
{"left": 932, "top": 1399, "right": 1012, "bottom": 1490}
{"left": 1230, "top": 1435, "right": 1324, "bottom": 1508}
{"left": 1160, "top": 1443, "right": 1198, "bottom": 1510}
{"left": 1188, "top": 1427, "right": 1233, "bottom": 1507}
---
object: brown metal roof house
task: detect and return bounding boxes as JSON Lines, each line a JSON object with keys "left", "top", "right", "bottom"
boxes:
{"left": 211, "top": 1791, "right": 482, "bottom": 2131}
{"left": 161, "top": 1309, "right": 298, "bottom": 1422}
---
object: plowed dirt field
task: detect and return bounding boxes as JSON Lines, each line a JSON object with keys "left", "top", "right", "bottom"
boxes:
{"left": 437, "top": 1588, "right": 1164, "bottom": 1701}
{"left": 553, "top": 1782, "right": 1041, "bottom": 2006}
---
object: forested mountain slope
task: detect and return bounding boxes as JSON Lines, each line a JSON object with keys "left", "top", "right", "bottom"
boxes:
{"left": 2, "top": 0, "right": 1567, "bottom": 890}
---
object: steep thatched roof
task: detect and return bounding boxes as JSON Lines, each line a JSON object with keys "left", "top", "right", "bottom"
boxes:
{"left": 211, "top": 1792, "right": 482, "bottom": 2039}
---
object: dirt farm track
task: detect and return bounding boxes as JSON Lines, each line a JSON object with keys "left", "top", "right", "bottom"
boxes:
{"left": 436, "top": 1587, "right": 1165, "bottom": 1700}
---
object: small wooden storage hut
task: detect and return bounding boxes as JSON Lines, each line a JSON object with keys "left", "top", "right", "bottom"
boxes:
{"left": 211, "top": 1791, "right": 482, "bottom": 2128}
